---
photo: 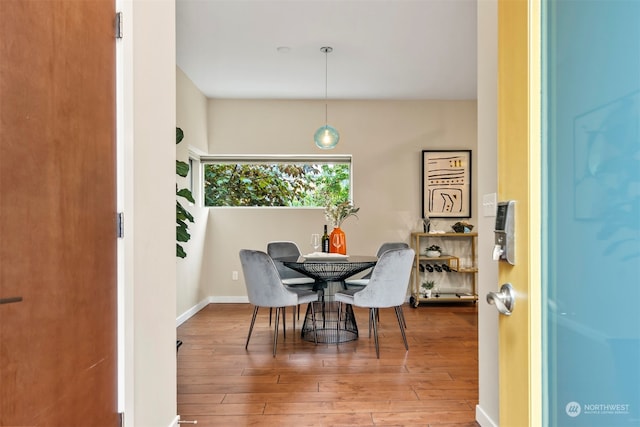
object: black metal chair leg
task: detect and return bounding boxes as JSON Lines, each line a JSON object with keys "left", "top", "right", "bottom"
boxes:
{"left": 292, "top": 304, "right": 296, "bottom": 333}
{"left": 395, "top": 306, "right": 409, "bottom": 350}
{"left": 309, "top": 302, "right": 318, "bottom": 345}
{"left": 336, "top": 302, "right": 342, "bottom": 344}
{"left": 246, "top": 306, "right": 259, "bottom": 349}
{"left": 282, "top": 307, "right": 286, "bottom": 339}
{"left": 273, "top": 307, "right": 280, "bottom": 357}
{"left": 398, "top": 305, "right": 407, "bottom": 329}
{"left": 301, "top": 303, "right": 312, "bottom": 338}
{"left": 371, "top": 308, "right": 380, "bottom": 358}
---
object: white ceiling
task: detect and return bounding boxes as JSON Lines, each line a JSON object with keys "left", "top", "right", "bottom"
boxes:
{"left": 176, "top": 0, "right": 478, "bottom": 100}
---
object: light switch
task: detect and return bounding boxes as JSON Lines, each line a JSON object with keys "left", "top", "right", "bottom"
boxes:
{"left": 483, "top": 193, "right": 497, "bottom": 217}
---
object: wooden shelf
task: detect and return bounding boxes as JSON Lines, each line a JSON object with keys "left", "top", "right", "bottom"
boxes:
{"left": 414, "top": 293, "right": 478, "bottom": 304}
{"left": 410, "top": 231, "right": 478, "bottom": 308}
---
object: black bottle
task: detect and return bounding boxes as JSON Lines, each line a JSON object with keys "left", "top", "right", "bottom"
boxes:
{"left": 321, "top": 225, "right": 330, "bottom": 253}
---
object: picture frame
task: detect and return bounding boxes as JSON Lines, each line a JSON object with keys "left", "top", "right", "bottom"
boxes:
{"left": 422, "top": 150, "right": 472, "bottom": 218}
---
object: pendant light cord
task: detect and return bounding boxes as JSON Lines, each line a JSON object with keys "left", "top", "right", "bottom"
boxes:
{"left": 321, "top": 46, "right": 332, "bottom": 126}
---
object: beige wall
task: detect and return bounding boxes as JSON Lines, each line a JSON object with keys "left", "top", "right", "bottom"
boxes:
{"left": 122, "top": 1, "right": 178, "bottom": 426}
{"left": 476, "top": 0, "right": 500, "bottom": 425}
{"left": 202, "top": 98, "right": 478, "bottom": 299}
{"left": 176, "top": 68, "right": 210, "bottom": 318}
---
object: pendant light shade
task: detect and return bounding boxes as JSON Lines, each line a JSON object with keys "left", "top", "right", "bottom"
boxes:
{"left": 314, "top": 125, "right": 339, "bottom": 149}
{"left": 314, "top": 47, "right": 339, "bottom": 149}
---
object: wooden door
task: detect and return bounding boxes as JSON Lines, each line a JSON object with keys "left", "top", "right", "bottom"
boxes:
{"left": 0, "top": 1, "right": 118, "bottom": 425}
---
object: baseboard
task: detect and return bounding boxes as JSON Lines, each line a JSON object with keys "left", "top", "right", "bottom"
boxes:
{"left": 210, "top": 295, "right": 249, "bottom": 303}
{"left": 176, "top": 295, "right": 415, "bottom": 327}
{"left": 475, "top": 404, "right": 498, "bottom": 427}
{"left": 168, "top": 415, "right": 180, "bottom": 427}
{"left": 176, "top": 296, "right": 249, "bottom": 327}
{"left": 176, "top": 297, "right": 210, "bottom": 327}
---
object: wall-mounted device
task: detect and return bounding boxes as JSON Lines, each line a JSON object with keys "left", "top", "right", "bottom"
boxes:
{"left": 493, "top": 200, "right": 515, "bottom": 265}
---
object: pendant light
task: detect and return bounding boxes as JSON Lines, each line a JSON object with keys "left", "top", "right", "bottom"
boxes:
{"left": 314, "top": 46, "right": 339, "bottom": 149}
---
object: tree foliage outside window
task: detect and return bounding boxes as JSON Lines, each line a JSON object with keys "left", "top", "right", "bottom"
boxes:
{"left": 203, "top": 161, "right": 351, "bottom": 207}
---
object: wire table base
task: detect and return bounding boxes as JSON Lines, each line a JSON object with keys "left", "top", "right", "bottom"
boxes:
{"left": 280, "top": 256, "right": 377, "bottom": 344}
{"left": 301, "top": 298, "right": 358, "bottom": 344}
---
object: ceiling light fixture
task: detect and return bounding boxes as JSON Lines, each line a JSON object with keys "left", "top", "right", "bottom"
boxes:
{"left": 314, "top": 46, "right": 339, "bottom": 149}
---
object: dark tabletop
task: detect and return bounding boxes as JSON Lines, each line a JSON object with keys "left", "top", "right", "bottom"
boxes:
{"left": 278, "top": 255, "right": 377, "bottom": 282}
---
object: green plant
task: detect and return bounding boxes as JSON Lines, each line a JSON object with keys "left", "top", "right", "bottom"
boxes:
{"left": 176, "top": 127, "right": 195, "bottom": 258}
{"left": 324, "top": 201, "right": 359, "bottom": 228}
{"left": 422, "top": 280, "right": 435, "bottom": 290}
{"left": 426, "top": 245, "right": 441, "bottom": 252}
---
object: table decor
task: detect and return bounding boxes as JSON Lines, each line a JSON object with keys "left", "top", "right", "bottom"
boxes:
{"left": 325, "top": 201, "right": 359, "bottom": 254}
{"left": 303, "top": 252, "right": 349, "bottom": 260}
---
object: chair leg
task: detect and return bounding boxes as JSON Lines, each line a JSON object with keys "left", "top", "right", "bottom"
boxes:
{"left": 398, "top": 305, "right": 407, "bottom": 329}
{"left": 269, "top": 307, "right": 272, "bottom": 326}
{"left": 336, "top": 302, "right": 342, "bottom": 344}
{"left": 395, "top": 306, "right": 409, "bottom": 351}
{"left": 309, "top": 302, "right": 318, "bottom": 345}
{"left": 300, "top": 303, "right": 312, "bottom": 338}
{"left": 273, "top": 307, "right": 280, "bottom": 357}
{"left": 368, "top": 307, "right": 378, "bottom": 338}
{"left": 371, "top": 308, "right": 380, "bottom": 358}
{"left": 282, "top": 307, "right": 286, "bottom": 339}
{"left": 344, "top": 304, "right": 354, "bottom": 330}
{"left": 321, "top": 291, "right": 327, "bottom": 329}
{"left": 246, "top": 306, "right": 259, "bottom": 350}
{"left": 292, "top": 304, "right": 296, "bottom": 332}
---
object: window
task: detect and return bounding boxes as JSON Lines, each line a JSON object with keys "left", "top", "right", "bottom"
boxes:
{"left": 201, "top": 155, "right": 352, "bottom": 207}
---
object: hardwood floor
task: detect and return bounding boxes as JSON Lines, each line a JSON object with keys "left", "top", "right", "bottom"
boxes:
{"left": 177, "top": 302, "right": 479, "bottom": 426}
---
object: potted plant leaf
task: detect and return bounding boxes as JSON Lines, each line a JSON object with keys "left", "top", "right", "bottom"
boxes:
{"left": 176, "top": 126, "right": 194, "bottom": 258}
{"left": 421, "top": 280, "right": 435, "bottom": 298}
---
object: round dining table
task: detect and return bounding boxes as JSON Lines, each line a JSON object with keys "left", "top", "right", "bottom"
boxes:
{"left": 276, "top": 255, "right": 377, "bottom": 344}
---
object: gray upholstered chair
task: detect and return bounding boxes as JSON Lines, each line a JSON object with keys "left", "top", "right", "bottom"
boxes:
{"left": 344, "top": 242, "right": 410, "bottom": 287}
{"left": 344, "top": 242, "right": 411, "bottom": 328}
{"left": 267, "top": 241, "right": 317, "bottom": 321}
{"left": 239, "top": 249, "right": 318, "bottom": 356}
{"left": 335, "top": 247, "right": 414, "bottom": 358}
{"left": 266, "top": 241, "right": 316, "bottom": 286}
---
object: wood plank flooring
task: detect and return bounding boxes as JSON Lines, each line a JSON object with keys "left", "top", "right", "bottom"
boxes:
{"left": 177, "top": 303, "right": 479, "bottom": 426}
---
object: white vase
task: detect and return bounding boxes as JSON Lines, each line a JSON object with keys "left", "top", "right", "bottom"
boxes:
{"left": 426, "top": 250, "right": 441, "bottom": 258}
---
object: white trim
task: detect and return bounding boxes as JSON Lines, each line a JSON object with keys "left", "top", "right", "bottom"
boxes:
{"left": 200, "top": 153, "right": 352, "bottom": 163}
{"left": 210, "top": 296, "right": 249, "bottom": 303}
{"left": 168, "top": 415, "right": 180, "bottom": 427}
{"left": 188, "top": 145, "right": 207, "bottom": 159}
{"left": 475, "top": 404, "right": 498, "bottom": 427}
{"left": 176, "top": 298, "right": 210, "bottom": 327}
{"left": 176, "top": 296, "right": 249, "bottom": 327}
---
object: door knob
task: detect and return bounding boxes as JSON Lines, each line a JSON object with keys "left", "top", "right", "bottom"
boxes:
{"left": 486, "top": 283, "right": 515, "bottom": 316}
